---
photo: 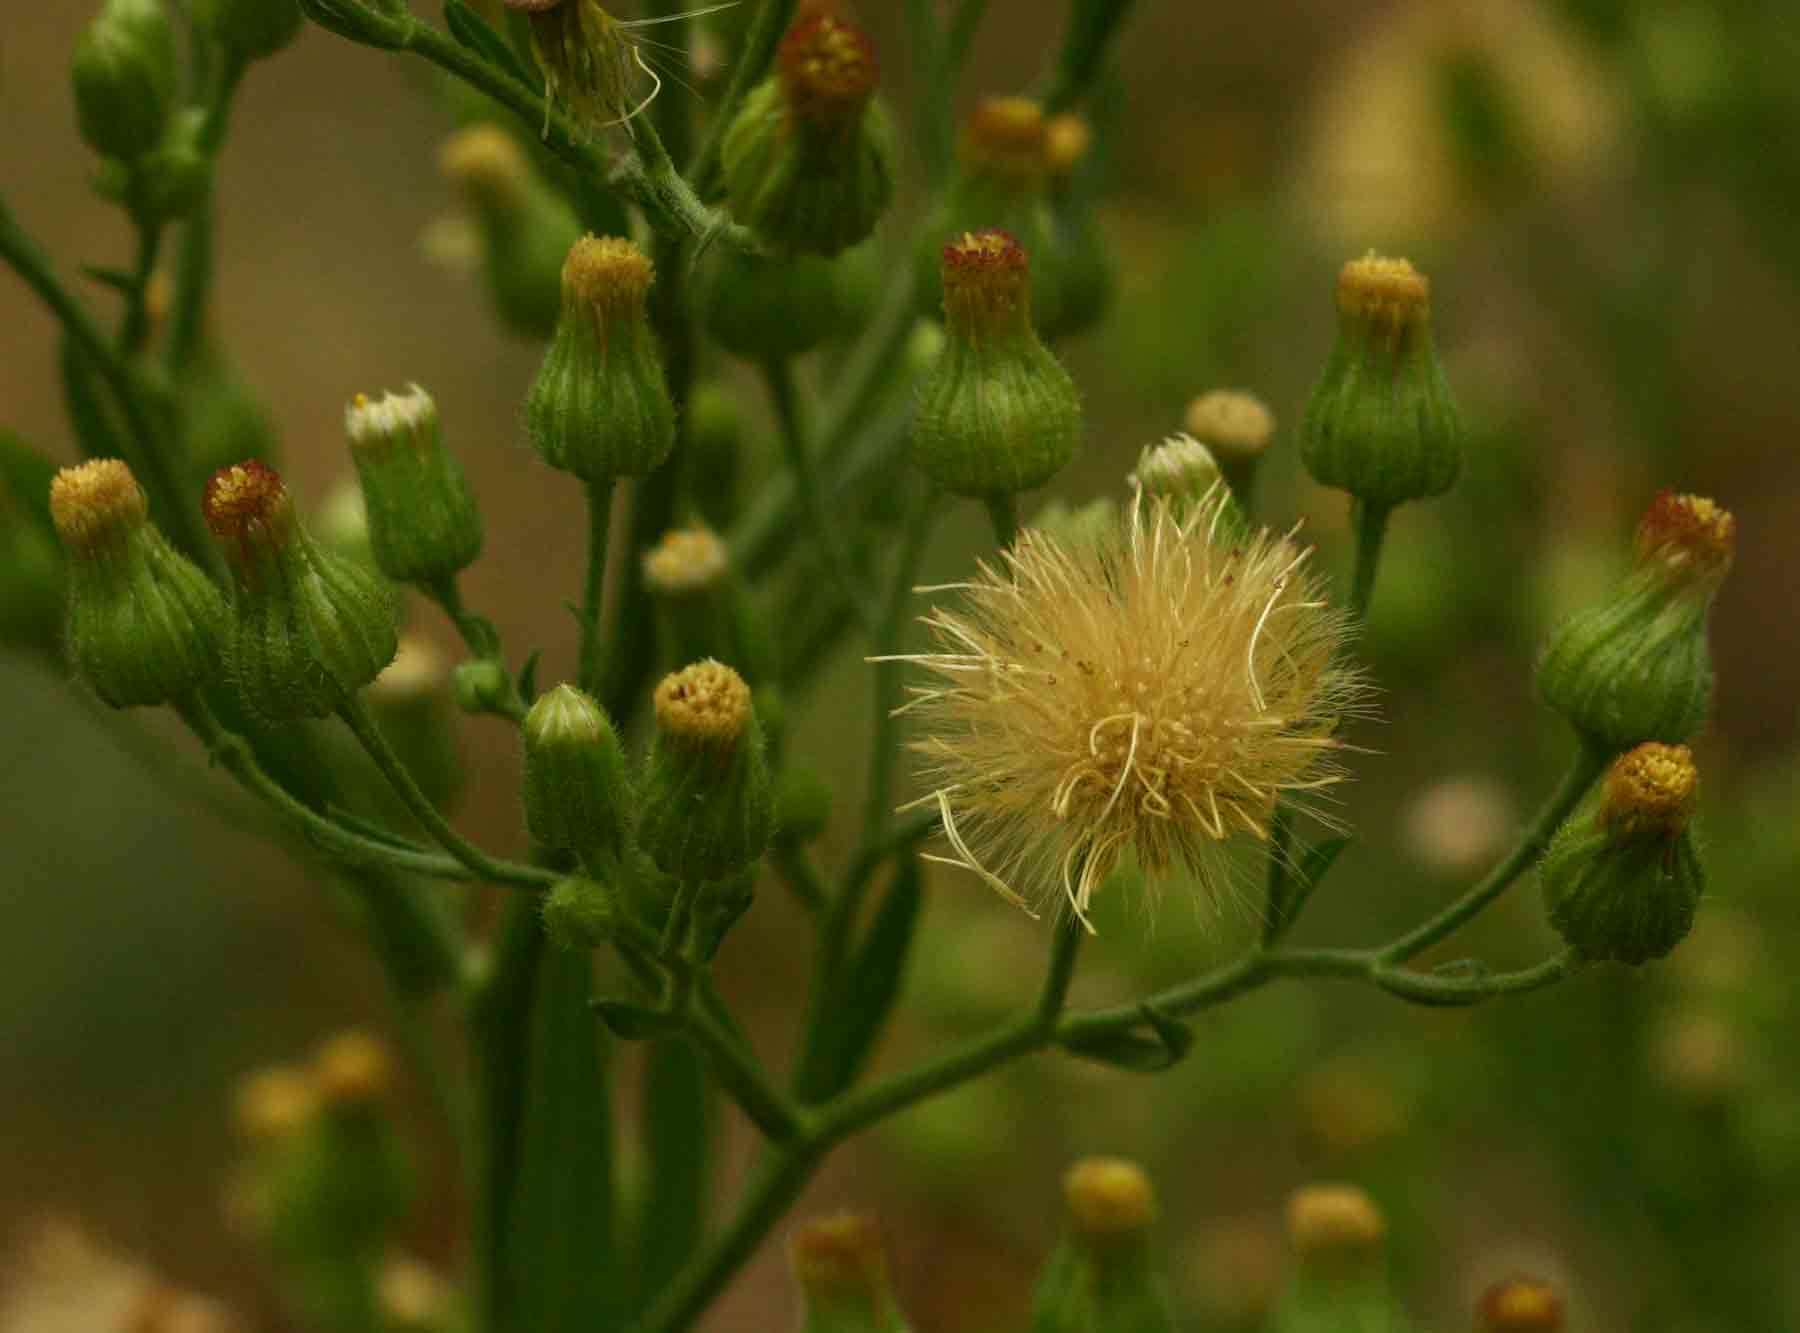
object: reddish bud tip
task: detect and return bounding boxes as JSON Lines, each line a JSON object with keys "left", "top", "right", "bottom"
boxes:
{"left": 1635, "top": 491, "right": 1734, "bottom": 584}
{"left": 203, "top": 460, "right": 291, "bottom": 542}
{"left": 778, "top": 15, "right": 878, "bottom": 123}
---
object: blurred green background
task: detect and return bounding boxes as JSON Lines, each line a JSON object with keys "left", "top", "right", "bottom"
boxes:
{"left": 4, "top": 0, "right": 1800, "bottom": 1328}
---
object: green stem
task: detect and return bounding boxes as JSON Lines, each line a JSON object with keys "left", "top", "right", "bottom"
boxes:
{"left": 764, "top": 359, "right": 876, "bottom": 632}
{"left": 118, "top": 223, "right": 163, "bottom": 356}
{"left": 686, "top": 0, "right": 798, "bottom": 193}
{"left": 579, "top": 479, "right": 616, "bottom": 698}
{"left": 1041, "top": 0, "right": 1141, "bottom": 112}
{"left": 771, "top": 843, "right": 827, "bottom": 916}
{"left": 165, "top": 56, "right": 246, "bottom": 374}
{"left": 1377, "top": 743, "right": 1608, "bottom": 964}
{"left": 681, "top": 1001, "right": 807, "bottom": 1141}
{"left": 859, "top": 490, "right": 938, "bottom": 845}
{"left": 1348, "top": 500, "right": 1391, "bottom": 620}
{"left": 984, "top": 492, "right": 1020, "bottom": 549}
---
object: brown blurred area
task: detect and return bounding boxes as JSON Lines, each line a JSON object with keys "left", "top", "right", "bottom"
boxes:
{"left": 5, "top": 1, "right": 1800, "bottom": 1330}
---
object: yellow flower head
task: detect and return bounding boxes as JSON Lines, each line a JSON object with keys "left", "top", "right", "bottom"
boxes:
{"left": 892, "top": 490, "right": 1365, "bottom": 928}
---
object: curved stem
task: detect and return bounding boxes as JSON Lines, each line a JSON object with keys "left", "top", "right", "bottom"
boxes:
{"left": 1348, "top": 499, "right": 1391, "bottom": 621}
{"left": 984, "top": 492, "right": 1020, "bottom": 549}
{"left": 1377, "top": 742, "right": 1607, "bottom": 964}
{"left": 680, "top": 1000, "right": 808, "bottom": 1142}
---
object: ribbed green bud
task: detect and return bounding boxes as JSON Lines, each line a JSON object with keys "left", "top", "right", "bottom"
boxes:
{"left": 1, "top": 485, "right": 65, "bottom": 659}
{"left": 1299, "top": 254, "right": 1462, "bottom": 509}
{"left": 1270, "top": 1184, "right": 1396, "bottom": 1333}
{"left": 440, "top": 125, "right": 583, "bottom": 341}
{"left": 775, "top": 766, "right": 833, "bottom": 845}
{"left": 912, "top": 231, "right": 1082, "bottom": 498}
{"left": 699, "top": 242, "right": 876, "bottom": 362}
{"left": 720, "top": 14, "right": 896, "bottom": 256}
{"left": 1032, "top": 1159, "right": 1175, "bottom": 1333}
{"left": 1538, "top": 492, "right": 1732, "bottom": 750}
{"left": 71, "top": 0, "right": 176, "bottom": 162}
{"left": 522, "top": 683, "right": 633, "bottom": 869}
{"left": 49, "top": 460, "right": 226, "bottom": 708}
{"left": 638, "top": 660, "right": 772, "bottom": 885}
{"left": 1478, "top": 1276, "right": 1565, "bottom": 1332}
{"left": 542, "top": 874, "right": 618, "bottom": 951}
{"left": 344, "top": 385, "right": 483, "bottom": 586}
{"left": 790, "top": 1214, "right": 911, "bottom": 1333}
{"left": 195, "top": 0, "right": 303, "bottom": 62}
{"left": 526, "top": 234, "right": 676, "bottom": 482}
{"left": 204, "top": 461, "right": 398, "bottom": 719}
{"left": 1541, "top": 742, "right": 1704, "bottom": 965}
{"left": 916, "top": 99, "right": 1063, "bottom": 330}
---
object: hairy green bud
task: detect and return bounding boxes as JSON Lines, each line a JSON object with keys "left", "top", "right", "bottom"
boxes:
{"left": 1538, "top": 492, "right": 1732, "bottom": 750}
{"left": 637, "top": 660, "right": 772, "bottom": 885}
{"left": 71, "top": 0, "right": 177, "bottom": 162}
{"left": 345, "top": 385, "right": 483, "bottom": 586}
{"left": 50, "top": 459, "right": 226, "bottom": 708}
{"left": 542, "top": 874, "right": 618, "bottom": 951}
{"left": 1299, "top": 254, "right": 1463, "bottom": 510}
{"left": 522, "top": 684, "right": 633, "bottom": 869}
{"left": 1032, "top": 1159, "right": 1175, "bottom": 1333}
{"left": 1540, "top": 742, "right": 1704, "bottom": 965}
{"left": 790, "top": 1213, "right": 911, "bottom": 1333}
{"left": 911, "top": 231, "right": 1082, "bottom": 498}
{"left": 452, "top": 658, "right": 513, "bottom": 717}
{"left": 204, "top": 460, "right": 398, "bottom": 719}
{"left": 527, "top": 235, "right": 676, "bottom": 482}
{"left": 721, "top": 14, "right": 896, "bottom": 256}
{"left": 196, "top": 0, "right": 304, "bottom": 62}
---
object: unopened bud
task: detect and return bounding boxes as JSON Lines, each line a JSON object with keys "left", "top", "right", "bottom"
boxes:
{"left": 700, "top": 243, "right": 875, "bottom": 361}
{"left": 1045, "top": 113, "right": 1094, "bottom": 178}
{"left": 1185, "top": 390, "right": 1276, "bottom": 467}
{"left": 522, "top": 683, "right": 633, "bottom": 869}
{"left": 233, "top": 1066, "right": 320, "bottom": 1143}
{"left": 204, "top": 460, "right": 398, "bottom": 718}
{"left": 1034, "top": 1158, "right": 1174, "bottom": 1333}
{"left": 790, "top": 1213, "right": 908, "bottom": 1333}
{"left": 50, "top": 460, "right": 227, "bottom": 708}
{"left": 378, "top": 1257, "right": 451, "bottom": 1333}
{"left": 345, "top": 385, "right": 483, "bottom": 585}
{"left": 195, "top": 0, "right": 303, "bottom": 62}
{"left": 638, "top": 660, "right": 773, "bottom": 884}
{"left": 1540, "top": 742, "right": 1703, "bottom": 965}
{"left": 1539, "top": 493, "right": 1733, "bottom": 749}
{"left": 775, "top": 765, "right": 834, "bottom": 844}
{"left": 313, "top": 1030, "right": 393, "bottom": 1109}
{"left": 1130, "top": 434, "right": 1226, "bottom": 512}
{"left": 527, "top": 235, "right": 676, "bottom": 482}
{"left": 721, "top": 13, "right": 896, "bottom": 255}
{"left": 71, "top": 0, "right": 177, "bottom": 161}
{"left": 1285, "top": 1184, "right": 1386, "bottom": 1278}
{"left": 1299, "top": 254, "right": 1462, "bottom": 510}
{"left": 453, "top": 658, "right": 512, "bottom": 715}
{"left": 1064, "top": 1158, "right": 1157, "bottom": 1241}
{"left": 1477, "top": 1276, "right": 1564, "bottom": 1332}
{"left": 911, "top": 231, "right": 1082, "bottom": 498}
{"left": 542, "top": 874, "right": 618, "bottom": 950}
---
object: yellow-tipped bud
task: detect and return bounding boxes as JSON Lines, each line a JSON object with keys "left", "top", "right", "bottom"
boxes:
{"left": 1478, "top": 1276, "right": 1564, "bottom": 1332}
{"left": 312, "top": 1030, "right": 394, "bottom": 1109}
{"left": 1045, "top": 113, "right": 1094, "bottom": 177}
{"left": 789, "top": 1213, "right": 901, "bottom": 1331}
{"left": 232, "top": 1066, "right": 320, "bottom": 1143}
{"left": 1285, "top": 1184, "right": 1386, "bottom": 1276}
{"left": 440, "top": 124, "right": 531, "bottom": 213}
{"left": 1183, "top": 390, "right": 1276, "bottom": 466}
{"left": 644, "top": 526, "right": 729, "bottom": 597}
{"left": 50, "top": 458, "right": 148, "bottom": 553}
{"left": 1063, "top": 1157, "right": 1158, "bottom": 1239}
{"left": 962, "top": 96, "right": 1051, "bottom": 185}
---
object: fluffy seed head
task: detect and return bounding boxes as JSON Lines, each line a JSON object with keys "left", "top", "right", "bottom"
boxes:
{"left": 655, "top": 659, "right": 753, "bottom": 748}
{"left": 894, "top": 492, "right": 1363, "bottom": 925}
{"left": 1599, "top": 741, "right": 1697, "bottom": 839}
{"left": 50, "top": 459, "right": 148, "bottom": 552}
{"left": 1184, "top": 390, "right": 1276, "bottom": 463}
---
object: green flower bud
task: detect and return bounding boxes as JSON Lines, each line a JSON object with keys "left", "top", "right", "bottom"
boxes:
{"left": 195, "top": 0, "right": 303, "bottom": 63}
{"left": 643, "top": 525, "right": 771, "bottom": 682}
{"left": 1032, "top": 1159, "right": 1175, "bottom": 1333}
{"left": 789, "top": 1213, "right": 911, "bottom": 1333}
{"left": 1538, "top": 492, "right": 1733, "bottom": 750}
{"left": 720, "top": 14, "right": 896, "bottom": 256}
{"left": 1130, "top": 433, "right": 1223, "bottom": 506}
{"left": 775, "top": 765, "right": 833, "bottom": 845}
{"left": 911, "top": 231, "right": 1082, "bottom": 498}
{"left": 1299, "top": 254, "right": 1463, "bottom": 509}
{"left": 526, "top": 234, "right": 676, "bottom": 482}
{"left": 344, "top": 385, "right": 483, "bottom": 586}
{"left": 49, "top": 459, "right": 226, "bottom": 708}
{"left": 367, "top": 637, "right": 463, "bottom": 812}
{"left": 699, "top": 242, "right": 876, "bottom": 362}
{"left": 638, "top": 660, "right": 772, "bottom": 885}
{"left": 1540, "top": 742, "right": 1704, "bottom": 965}
{"left": 452, "top": 658, "right": 513, "bottom": 716}
{"left": 1185, "top": 388, "right": 1275, "bottom": 504}
{"left": 542, "top": 874, "right": 618, "bottom": 951}
{"left": 71, "top": 0, "right": 177, "bottom": 162}
{"left": 1478, "top": 1276, "right": 1565, "bottom": 1333}
{"left": 1, "top": 484, "right": 65, "bottom": 659}
{"left": 109, "top": 107, "right": 213, "bottom": 225}
{"left": 204, "top": 460, "right": 398, "bottom": 719}
{"left": 522, "top": 683, "right": 633, "bottom": 868}
{"left": 915, "top": 99, "right": 1063, "bottom": 329}
{"left": 1271, "top": 1184, "right": 1395, "bottom": 1333}
{"left": 440, "top": 126, "right": 583, "bottom": 341}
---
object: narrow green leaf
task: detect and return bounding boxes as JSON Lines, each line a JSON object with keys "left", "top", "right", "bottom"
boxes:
{"left": 633, "top": 1038, "right": 710, "bottom": 1316}
{"left": 509, "top": 946, "right": 621, "bottom": 1332}
{"left": 444, "top": 0, "right": 543, "bottom": 93}
{"left": 77, "top": 264, "right": 138, "bottom": 292}
{"left": 1265, "top": 833, "right": 1353, "bottom": 943}
{"left": 794, "top": 858, "right": 923, "bottom": 1102}
{"left": 591, "top": 997, "right": 680, "bottom": 1041}
{"left": 516, "top": 648, "right": 543, "bottom": 705}
{"left": 0, "top": 429, "right": 60, "bottom": 535}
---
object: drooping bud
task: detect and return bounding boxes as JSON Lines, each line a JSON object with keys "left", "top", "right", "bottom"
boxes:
{"left": 699, "top": 241, "right": 877, "bottom": 362}
{"left": 452, "top": 658, "right": 514, "bottom": 716}
{"left": 195, "top": 0, "right": 304, "bottom": 63}
{"left": 720, "top": 13, "right": 895, "bottom": 256}
{"left": 526, "top": 235, "right": 676, "bottom": 482}
{"left": 1184, "top": 389, "right": 1276, "bottom": 503}
{"left": 1031, "top": 1159, "right": 1175, "bottom": 1333}
{"left": 1540, "top": 741, "right": 1704, "bottom": 965}
{"left": 204, "top": 461, "right": 398, "bottom": 719}
{"left": 1478, "top": 1276, "right": 1565, "bottom": 1332}
{"left": 911, "top": 231, "right": 1082, "bottom": 498}
{"left": 1271, "top": 1184, "right": 1394, "bottom": 1333}
{"left": 542, "top": 874, "right": 618, "bottom": 950}
{"left": 49, "top": 460, "right": 227, "bottom": 708}
{"left": 790, "top": 1214, "right": 910, "bottom": 1333}
{"left": 1299, "top": 254, "right": 1463, "bottom": 510}
{"left": 637, "top": 660, "right": 773, "bottom": 884}
{"left": 345, "top": 385, "right": 483, "bottom": 586}
{"left": 71, "top": 0, "right": 177, "bottom": 162}
{"left": 1538, "top": 492, "right": 1733, "bottom": 749}
{"left": 440, "top": 125, "right": 583, "bottom": 340}
{"left": 522, "top": 683, "right": 633, "bottom": 869}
